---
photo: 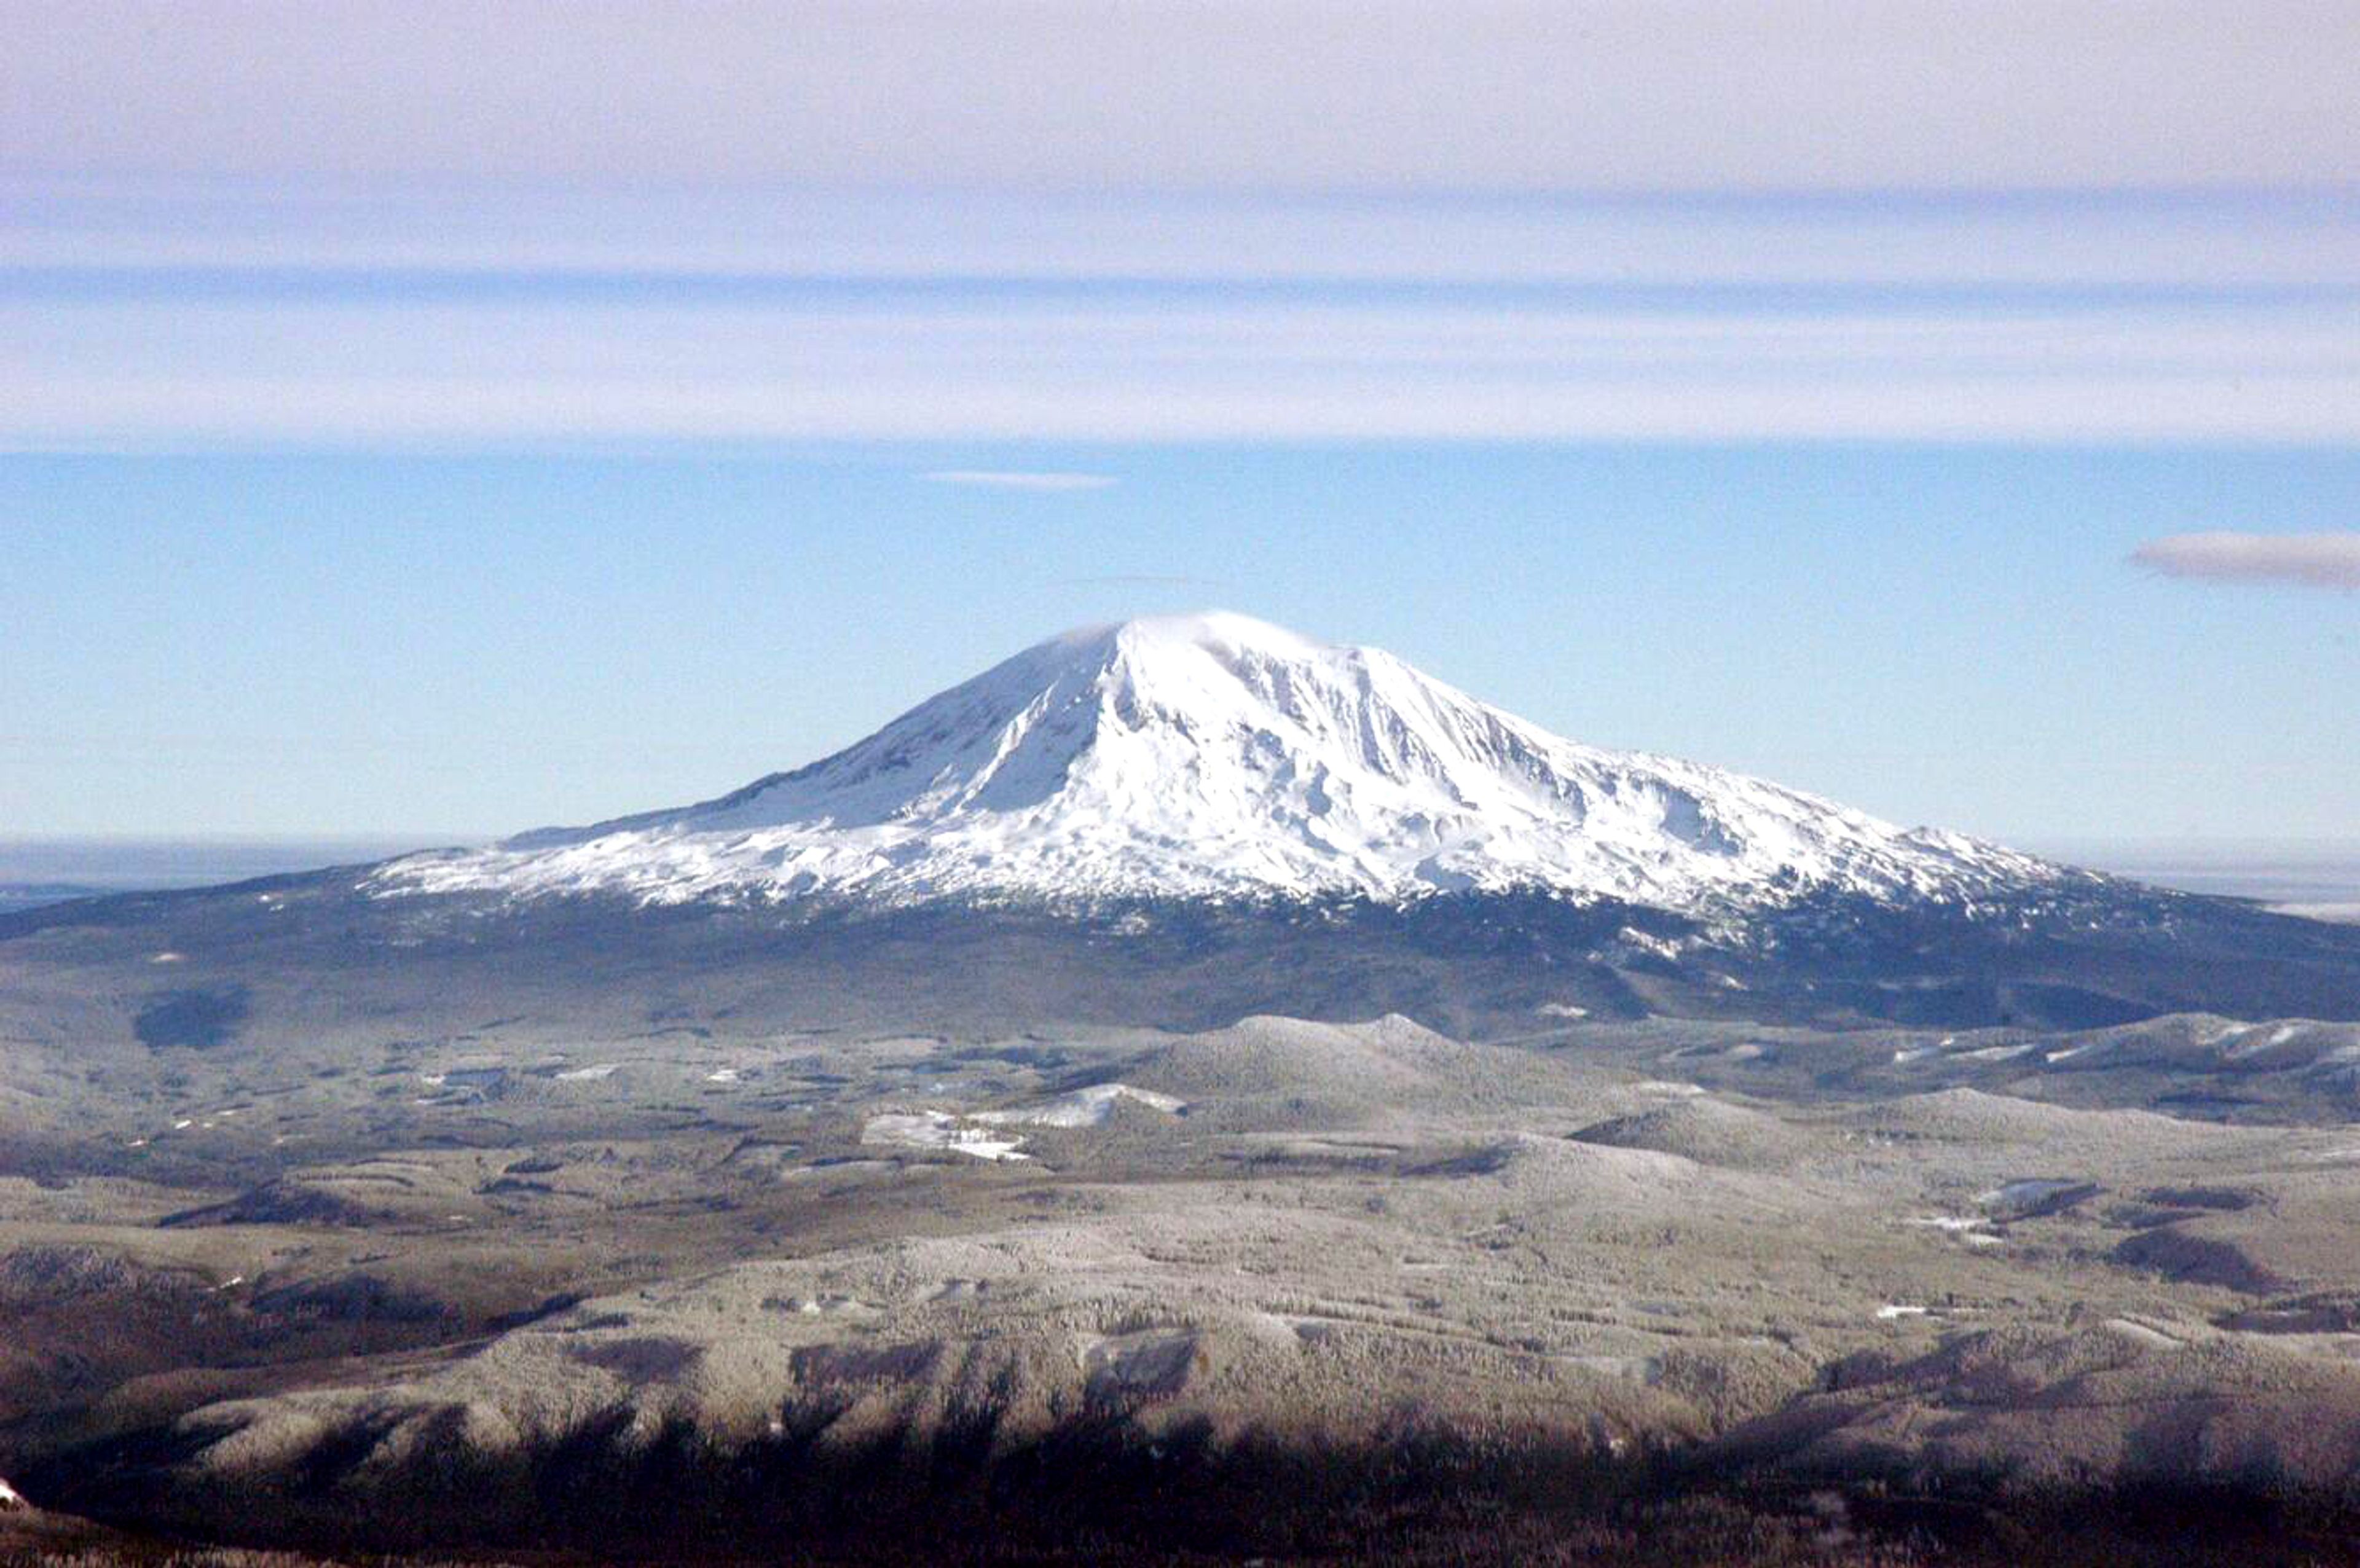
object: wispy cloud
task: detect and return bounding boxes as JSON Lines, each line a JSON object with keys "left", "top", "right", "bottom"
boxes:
{"left": 7, "top": 7, "right": 2360, "bottom": 453}
{"left": 9, "top": 3, "right": 2359, "bottom": 192}
{"left": 12, "top": 182, "right": 2360, "bottom": 290}
{"left": 921, "top": 470, "right": 1117, "bottom": 492}
{"left": 7, "top": 186, "right": 2360, "bottom": 449}
{"left": 2133, "top": 533, "right": 2360, "bottom": 590}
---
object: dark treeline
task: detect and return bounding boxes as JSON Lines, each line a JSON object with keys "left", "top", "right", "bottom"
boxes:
{"left": 23, "top": 1411, "right": 2360, "bottom": 1566}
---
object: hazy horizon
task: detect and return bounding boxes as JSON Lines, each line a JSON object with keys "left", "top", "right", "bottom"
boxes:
{"left": 7, "top": 832, "right": 2357, "bottom": 919}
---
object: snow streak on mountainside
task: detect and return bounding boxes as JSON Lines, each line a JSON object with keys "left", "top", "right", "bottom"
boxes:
{"left": 380, "top": 613, "right": 2064, "bottom": 913}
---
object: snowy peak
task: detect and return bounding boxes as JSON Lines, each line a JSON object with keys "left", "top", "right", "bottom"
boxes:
{"left": 388, "top": 613, "right": 2062, "bottom": 911}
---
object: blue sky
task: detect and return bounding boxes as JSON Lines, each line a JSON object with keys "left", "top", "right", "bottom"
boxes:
{"left": 9, "top": 444, "right": 2356, "bottom": 845}
{"left": 3, "top": 2, "right": 2356, "bottom": 845}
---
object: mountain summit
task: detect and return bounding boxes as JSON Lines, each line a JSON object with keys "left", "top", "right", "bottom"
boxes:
{"left": 385, "top": 612, "right": 2058, "bottom": 912}
{"left": 17, "top": 612, "right": 2356, "bottom": 1035}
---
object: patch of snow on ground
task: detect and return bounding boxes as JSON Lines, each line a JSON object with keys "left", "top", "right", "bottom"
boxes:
{"left": 863, "top": 1110, "right": 1030, "bottom": 1162}
{"left": 1876, "top": 1304, "right": 1929, "bottom": 1320}
{"left": 974, "top": 1083, "right": 1186, "bottom": 1128}
{"left": 554, "top": 1064, "right": 618, "bottom": 1081}
{"left": 2224, "top": 1022, "right": 2308, "bottom": 1059}
{"left": 1618, "top": 928, "right": 1685, "bottom": 962}
{"left": 2275, "top": 902, "right": 2360, "bottom": 924}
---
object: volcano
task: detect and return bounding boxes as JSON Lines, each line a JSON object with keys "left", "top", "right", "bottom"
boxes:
{"left": 380, "top": 612, "right": 2059, "bottom": 914}
{"left": 7, "top": 614, "right": 2357, "bottom": 1037}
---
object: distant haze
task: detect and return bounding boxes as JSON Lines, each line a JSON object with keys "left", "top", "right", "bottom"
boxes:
{"left": 2035, "top": 841, "right": 2360, "bottom": 923}
{"left": 6, "top": 836, "right": 2357, "bottom": 925}
{"left": 0, "top": 837, "right": 468, "bottom": 893}
{"left": 12, "top": 2, "right": 2359, "bottom": 193}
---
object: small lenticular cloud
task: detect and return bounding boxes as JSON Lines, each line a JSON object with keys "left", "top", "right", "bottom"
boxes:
{"left": 2131, "top": 532, "right": 2360, "bottom": 590}
{"left": 921, "top": 470, "right": 1117, "bottom": 492}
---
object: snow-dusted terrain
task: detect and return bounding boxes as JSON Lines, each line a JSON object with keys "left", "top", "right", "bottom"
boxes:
{"left": 382, "top": 612, "right": 2060, "bottom": 914}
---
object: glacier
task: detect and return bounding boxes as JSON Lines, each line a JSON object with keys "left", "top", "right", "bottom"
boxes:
{"left": 379, "top": 611, "right": 2063, "bottom": 914}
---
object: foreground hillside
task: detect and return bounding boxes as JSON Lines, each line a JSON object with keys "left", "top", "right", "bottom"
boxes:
{"left": 6, "top": 1006, "right": 2360, "bottom": 1561}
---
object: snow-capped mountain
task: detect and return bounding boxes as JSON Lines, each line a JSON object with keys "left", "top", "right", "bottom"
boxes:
{"left": 381, "top": 612, "right": 2062, "bottom": 913}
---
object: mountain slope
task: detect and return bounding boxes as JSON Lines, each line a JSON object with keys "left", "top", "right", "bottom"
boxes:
{"left": 25, "top": 611, "right": 2348, "bottom": 1039}
{"left": 380, "top": 611, "right": 2061, "bottom": 913}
